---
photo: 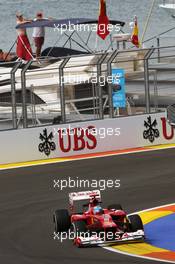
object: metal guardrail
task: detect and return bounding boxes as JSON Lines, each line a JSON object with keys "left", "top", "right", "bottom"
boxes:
{"left": 1, "top": 45, "right": 175, "bottom": 130}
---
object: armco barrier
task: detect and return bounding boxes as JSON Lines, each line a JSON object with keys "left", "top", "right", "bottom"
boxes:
{"left": 0, "top": 112, "right": 174, "bottom": 165}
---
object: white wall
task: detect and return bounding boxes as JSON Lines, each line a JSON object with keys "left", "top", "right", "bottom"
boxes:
{"left": 0, "top": 112, "right": 174, "bottom": 164}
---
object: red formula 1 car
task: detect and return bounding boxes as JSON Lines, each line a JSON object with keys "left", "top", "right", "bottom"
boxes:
{"left": 53, "top": 190, "right": 144, "bottom": 247}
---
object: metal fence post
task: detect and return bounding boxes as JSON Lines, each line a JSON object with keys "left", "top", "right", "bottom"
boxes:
{"left": 21, "top": 60, "right": 33, "bottom": 128}
{"left": 59, "top": 57, "right": 70, "bottom": 123}
{"left": 157, "top": 37, "right": 160, "bottom": 63}
{"left": 107, "top": 50, "right": 119, "bottom": 118}
{"left": 144, "top": 48, "right": 155, "bottom": 114}
{"left": 97, "top": 52, "right": 108, "bottom": 119}
{"left": 10, "top": 61, "right": 22, "bottom": 129}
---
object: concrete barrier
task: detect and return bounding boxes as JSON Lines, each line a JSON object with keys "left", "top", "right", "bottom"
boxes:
{"left": 0, "top": 112, "right": 174, "bottom": 164}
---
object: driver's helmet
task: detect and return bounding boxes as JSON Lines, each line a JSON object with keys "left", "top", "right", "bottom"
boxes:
{"left": 93, "top": 205, "right": 103, "bottom": 215}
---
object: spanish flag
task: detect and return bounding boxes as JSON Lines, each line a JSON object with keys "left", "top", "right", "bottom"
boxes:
{"left": 131, "top": 16, "right": 140, "bottom": 48}
{"left": 97, "top": 0, "right": 110, "bottom": 40}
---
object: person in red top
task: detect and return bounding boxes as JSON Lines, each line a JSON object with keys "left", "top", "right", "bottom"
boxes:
{"left": 16, "top": 14, "right": 33, "bottom": 61}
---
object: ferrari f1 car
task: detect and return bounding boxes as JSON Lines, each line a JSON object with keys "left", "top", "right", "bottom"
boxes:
{"left": 53, "top": 190, "right": 144, "bottom": 247}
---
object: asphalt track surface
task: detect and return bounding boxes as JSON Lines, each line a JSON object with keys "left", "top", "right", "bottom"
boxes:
{"left": 0, "top": 148, "right": 175, "bottom": 264}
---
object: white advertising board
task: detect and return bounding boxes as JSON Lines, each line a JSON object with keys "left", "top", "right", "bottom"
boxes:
{"left": 0, "top": 112, "right": 174, "bottom": 164}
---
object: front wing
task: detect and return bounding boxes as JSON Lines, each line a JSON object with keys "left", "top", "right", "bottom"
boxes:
{"left": 76, "top": 230, "right": 145, "bottom": 247}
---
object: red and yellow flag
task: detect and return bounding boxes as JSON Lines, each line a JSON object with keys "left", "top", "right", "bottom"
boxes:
{"left": 131, "top": 16, "right": 140, "bottom": 48}
{"left": 97, "top": 0, "right": 110, "bottom": 40}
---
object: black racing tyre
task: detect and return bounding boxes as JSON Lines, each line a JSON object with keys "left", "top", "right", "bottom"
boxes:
{"left": 128, "top": 214, "right": 144, "bottom": 232}
{"left": 53, "top": 209, "right": 70, "bottom": 233}
{"left": 108, "top": 204, "right": 123, "bottom": 210}
{"left": 72, "top": 220, "right": 88, "bottom": 238}
{"left": 72, "top": 221, "right": 89, "bottom": 248}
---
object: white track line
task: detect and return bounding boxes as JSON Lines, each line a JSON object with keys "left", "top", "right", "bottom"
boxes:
{"left": 104, "top": 247, "right": 175, "bottom": 264}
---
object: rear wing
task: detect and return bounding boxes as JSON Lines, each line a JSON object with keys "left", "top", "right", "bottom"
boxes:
{"left": 69, "top": 190, "right": 101, "bottom": 206}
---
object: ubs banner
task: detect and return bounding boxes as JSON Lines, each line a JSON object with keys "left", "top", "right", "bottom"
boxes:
{"left": 0, "top": 113, "right": 175, "bottom": 164}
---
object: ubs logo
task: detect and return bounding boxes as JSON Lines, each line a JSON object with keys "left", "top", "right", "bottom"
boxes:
{"left": 39, "top": 126, "right": 97, "bottom": 156}
{"left": 143, "top": 116, "right": 175, "bottom": 143}
{"left": 38, "top": 129, "right": 56, "bottom": 156}
{"left": 143, "top": 116, "right": 160, "bottom": 143}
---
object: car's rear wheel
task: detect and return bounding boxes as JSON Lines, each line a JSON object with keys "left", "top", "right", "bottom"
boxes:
{"left": 108, "top": 204, "right": 123, "bottom": 210}
{"left": 128, "top": 214, "right": 144, "bottom": 232}
{"left": 53, "top": 209, "right": 71, "bottom": 233}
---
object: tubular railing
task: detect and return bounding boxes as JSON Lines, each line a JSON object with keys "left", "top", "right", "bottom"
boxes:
{"left": 1, "top": 45, "right": 175, "bottom": 130}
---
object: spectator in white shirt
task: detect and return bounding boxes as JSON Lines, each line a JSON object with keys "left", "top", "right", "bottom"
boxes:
{"left": 32, "top": 12, "right": 45, "bottom": 58}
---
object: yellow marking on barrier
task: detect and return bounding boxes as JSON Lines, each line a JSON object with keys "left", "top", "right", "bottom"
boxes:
{"left": 138, "top": 211, "right": 173, "bottom": 225}
{"left": 0, "top": 142, "right": 175, "bottom": 170}
{"left": 146, "top": 143, "right": 175, "bottom": 150}
{"left": 112, "top": 243, "right": 168, "bottom": 255}
{"left": 0, "top": 157, "right": 69, "bottom": 170}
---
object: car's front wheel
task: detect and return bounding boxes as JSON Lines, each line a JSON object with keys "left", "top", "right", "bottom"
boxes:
{"left": 128, "top": 214, "right": 144, "bottom": 232}
{"left": 71, "top": 220, "right": 88, "bottom": 247}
